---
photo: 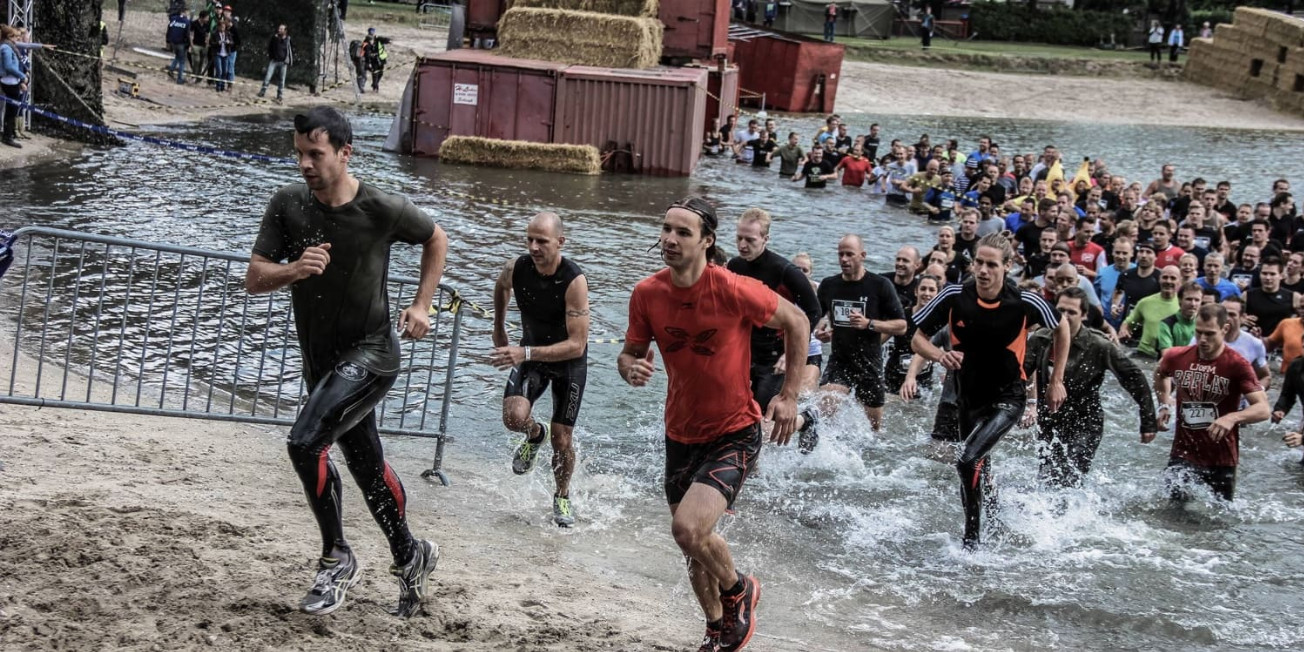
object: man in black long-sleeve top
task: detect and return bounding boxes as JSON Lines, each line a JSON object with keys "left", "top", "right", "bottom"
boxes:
{"left": 727, "top": 208, "right": 821, "bottom": 414}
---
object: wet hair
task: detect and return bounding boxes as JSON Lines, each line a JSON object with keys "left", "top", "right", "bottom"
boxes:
{"left": 976, "top": 232, "right": 1016, "bottom": 264}
{"left": 1056, "top": 286, "right": 1089, "bottom": 309}
{"left": 1197, "top": 303, "right": 1229, "bottom": 328}
{"left": 667, "top": 197, "right": 720, "bottom": 263}
{"left": 1272, "top": 192, "right": 1294, "bottom": 209}
{"left": 738, "top": 207, "right": 771, "bottom": 236}
{"left": 294, "top": 107, "right": 353, "bottom": 151}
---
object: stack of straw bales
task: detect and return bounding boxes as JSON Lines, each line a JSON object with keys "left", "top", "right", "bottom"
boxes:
{"left": 439, "top": 136, "right": 603, "bottom": 175}
{"left": 1184, "top": 7, "right": 1304, "bottom": 116}
{"left": 496, "top": 0, "right": 663, "bottom": 69}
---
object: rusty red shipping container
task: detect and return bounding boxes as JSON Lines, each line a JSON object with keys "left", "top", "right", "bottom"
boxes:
{"left": 730, "top": 28, "right": 844, "bottom": 114}
{"left": 555, "top": 65, "right": 707, "bottom": 177}
{"left": 410, "top": 50, "right": 566, "bottom": 157}
{"left": 659, "top": 0, "right": 730, "bottom": 61}
{"left": 702, "top": 64, "right": 739, "bottom": 128}
{"left": 409, "top": 51, "right": 708, "bottom": 177}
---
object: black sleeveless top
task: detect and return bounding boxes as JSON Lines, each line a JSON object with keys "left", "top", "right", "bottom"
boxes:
{"left": 513, "top": 254, "right": 585, "bottom": 351}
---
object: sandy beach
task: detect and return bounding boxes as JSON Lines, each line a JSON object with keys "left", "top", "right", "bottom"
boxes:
{"left": 0, "top": 346, "right": 720, "bottom": 651}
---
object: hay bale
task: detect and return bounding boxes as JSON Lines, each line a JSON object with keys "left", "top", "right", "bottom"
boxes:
{"left": 497, "top": 7, "right": 663, "bottom": 68}
{"left": 1233, "top": 7, "right": 1277, "bottom": 37}
{"left": 1278, "top": 68, "right": 1303, "bottom": 92}
{"left": 438, "top": 136, "right": 602, "bottom": 175}
{"left": 1214, "top": 23, "right": 1249, "bottom": 46}
{"left": 510, "top": 0, "right": 659, "bottom": 18}
{"left": 1264, "top": 16, "right": 1304, "bottom": 49}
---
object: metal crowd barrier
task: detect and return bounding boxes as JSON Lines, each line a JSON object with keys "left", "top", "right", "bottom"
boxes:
{"left": 0, "top": 226, "right": 463, "bottom": 485}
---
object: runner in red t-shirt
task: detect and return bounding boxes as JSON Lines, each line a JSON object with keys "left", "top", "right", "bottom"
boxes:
{"left": 1152, "top": 303, "right": 1270, "bottom": 501}
{"left": 1067, "top": 214, "right": 1106, "bottom": 281}
{"left": 619, "top": 197, "right": 810, "bottom": 652}
{"left": 835, "top": 145, "right": 872, "bottom": 187}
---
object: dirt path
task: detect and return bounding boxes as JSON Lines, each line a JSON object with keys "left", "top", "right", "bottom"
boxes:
{"left": 835, "top": 60, "right": 1304, "bottom": 131}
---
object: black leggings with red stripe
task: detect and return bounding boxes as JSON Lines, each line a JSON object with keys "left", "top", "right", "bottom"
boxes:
{"left": 288, "top": 361, "right": 415, "bottom": 563}
{"left": 955, "top": 384, "right": 1026, "bottom": 547}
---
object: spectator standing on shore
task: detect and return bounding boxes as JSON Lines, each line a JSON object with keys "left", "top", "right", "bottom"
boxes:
{"left": 824, "top": 2, "right": 838, "bottom": 42}
{"left": 763, "top": 0, "right": 777, "bottom": 28}
{"left": 189, "top": 10, "right": 211, "bottom": 83}
{"left": 1168, "top": 24, "right": 1185, "bottom": 63}
{"left": 349, "top": 37, "right": 366, "bottom": 93}
{"left": 920, "top": 5, "right": 934, "bottom": 50}
{"left": 259, "top": 24, "right": 293, "bottom": 102}
{"left": 166, "top": 10, "right": 190, "bottom": 85}
{"left": 1148, "top": 20, "right": 1164, "bottom": 63}
{"left": 212, "top": 19, "right": 237, "bottom": 92}
{"left": 363, "top": 28, "right": 389, "bottom": 93}
{"left": 0, "top": 25, "right": 28, "bottom": 149}
{"left": 1199, "top": 21, "right": 1212, "bottom": 39}
{"left": 217, "top": 6, "right": 241, "bottom": 78}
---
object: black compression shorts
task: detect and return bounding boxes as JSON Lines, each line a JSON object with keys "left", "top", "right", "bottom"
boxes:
{"left": 749, "top": 361, "right": 784, "bottom": 414}
{"left": 504, "top": 357, "right": 587, "bottom": 427}
{"left": 664, "top": 423, "right": 762, "bottom": 510}
{"left": 821, "top": 357, "right": 886, "bottom": 408}
{"left": 805, "top": 354, "right": 823, "bottom": 370}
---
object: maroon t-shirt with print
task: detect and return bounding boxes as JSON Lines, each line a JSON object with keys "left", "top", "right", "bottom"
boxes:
{"left": 1158, "top": 345, "right": 1262, "bottom": 467}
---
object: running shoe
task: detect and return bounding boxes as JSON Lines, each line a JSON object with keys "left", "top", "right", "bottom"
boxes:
{"left": 553, "top": 495, "right": 575, "bottom": 528}
{"left": 298, "top": 554, "right": 361, "bottom": 615}
{"left": 718, "top": 574, "right": 761, "bottom": 652}
{"left": 797, "top": 409, "right": 819, "bottom": 455}
{"left": 390, "top": 539, "right": 440, "bottom": 618}
{"left": 512, "top": 423, "right": 548, "bottom": 475}
{"left": 697, "top": 621, "right": 722, "bottom": 652}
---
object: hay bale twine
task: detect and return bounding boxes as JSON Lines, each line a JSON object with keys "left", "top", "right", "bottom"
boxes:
{"left": 510, "top": 0, "right": 659, "bottom": 18}
{"left": 497, "top": 7, "right": 663, "bottom": 68}
{"left": 439, "top": 136, "right": 602, "bottom": 175}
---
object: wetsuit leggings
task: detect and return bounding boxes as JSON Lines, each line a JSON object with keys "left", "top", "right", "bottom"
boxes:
{"left": 1036, "top": 408, "right": 1106, "bottom": 488}
{"left": 287, "top": 362, "right": 415, "bottom": 563}
{"left": 956, "top": 395, "right": 1024, "bottom": 546}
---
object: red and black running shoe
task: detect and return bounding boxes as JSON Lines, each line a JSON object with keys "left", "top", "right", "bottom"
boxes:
{"left": 719, "top": 574, "right": 761, "bottom": 651}
{"left": 697, "top": 621, "right": 722, "bottom": 652}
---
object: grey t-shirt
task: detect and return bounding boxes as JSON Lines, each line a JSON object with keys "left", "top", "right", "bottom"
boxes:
{"left": 253, "top": 182, "right": 436, "bottom": 384}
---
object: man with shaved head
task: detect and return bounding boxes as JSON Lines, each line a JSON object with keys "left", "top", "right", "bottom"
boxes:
{"left": 491, "top": 212, "right": 590, "bottom": 528}
{"left": 1119, "top": 265, "right": 1182, "bottom": 359}
{"left": 813, "top": 234, "right": 907, "bottom": 434}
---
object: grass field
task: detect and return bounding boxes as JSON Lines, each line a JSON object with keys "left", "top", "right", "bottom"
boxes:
{"left": 838, "top": 35, "right": 1153, "bottom": 61}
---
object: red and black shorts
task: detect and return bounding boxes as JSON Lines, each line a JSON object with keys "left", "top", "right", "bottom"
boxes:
{"left": 664, "top": 423, "right": 763, "bottom": 510}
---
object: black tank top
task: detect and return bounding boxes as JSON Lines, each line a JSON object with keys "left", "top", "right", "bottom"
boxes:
{"left": 512, "top": 254, "right": 584, "bottom": 349}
